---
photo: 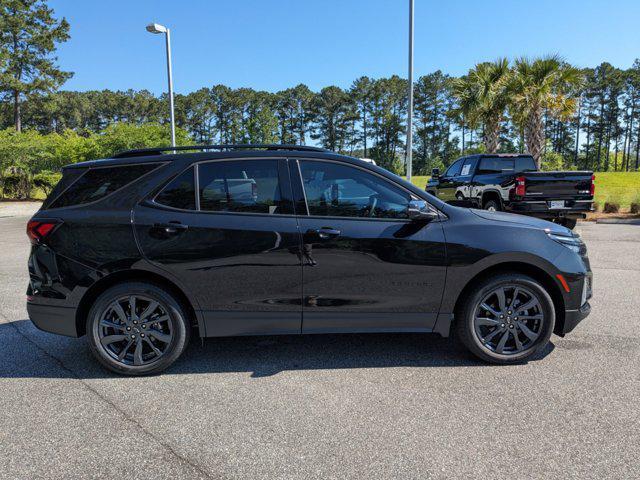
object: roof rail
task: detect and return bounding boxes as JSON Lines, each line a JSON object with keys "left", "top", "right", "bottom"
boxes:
{"left": 112, "top": 144, "right": 329, "bottom": 158}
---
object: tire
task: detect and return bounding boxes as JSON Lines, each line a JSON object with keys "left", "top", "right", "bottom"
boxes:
{"left": 87, "top": 282, "right": 191, "bottom": 375}
{"left": 483, "top": 199, "right": 501, "bottom": 212}
{"left": 455, "top": 273, "right": 555, "bottom": 364}
{"left": 558, "top": 218, "right": 577, "bottom": 230}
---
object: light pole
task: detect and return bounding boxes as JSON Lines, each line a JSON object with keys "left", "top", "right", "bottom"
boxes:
{"left": 405, "top": 0, "right": 414, "bottom": 181}
{"left": 146, "top": 23, "right": 176, "bottom": 148}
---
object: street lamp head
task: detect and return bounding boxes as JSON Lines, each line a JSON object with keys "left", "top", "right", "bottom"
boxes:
{"left": 146, "top": 23, "right": 167, "bottom": 34}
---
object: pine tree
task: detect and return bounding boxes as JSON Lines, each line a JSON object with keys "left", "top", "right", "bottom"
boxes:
{"left": 0, "top": 0, "right": 72, "bottom": 132}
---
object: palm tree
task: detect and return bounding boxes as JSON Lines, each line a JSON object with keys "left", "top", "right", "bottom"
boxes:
{"left": 452, "top": 59, "right": 511, "bottom": 153}
{"left": 509, "top": 55, "right": 582, "bottom": 168}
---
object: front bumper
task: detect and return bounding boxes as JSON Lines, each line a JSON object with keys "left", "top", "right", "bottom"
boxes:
{"left": 27, "top": 302, "right": 80, "bottom": 337}
{"left": 558, "top": 302, "right": 591, "bottom": 336}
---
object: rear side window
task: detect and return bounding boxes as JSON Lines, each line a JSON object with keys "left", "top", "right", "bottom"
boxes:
{"left": 515, "top": 157, "right": 537, "bottom": 172}
{"left": 478, "top": 157, "right": 514, "bottom": 173}
{"left": 49, "top": 164, "right": 159, "bottom": 209}
{"left": 155, "top": 167, "right": 196, "bottom": 210}
{"left": 198, "top": 160, "right": 292, "bottom": 214}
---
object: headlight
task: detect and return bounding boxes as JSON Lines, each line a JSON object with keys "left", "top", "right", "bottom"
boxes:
{"left": 546, "top": 230, "right": 585, "bottom": 254}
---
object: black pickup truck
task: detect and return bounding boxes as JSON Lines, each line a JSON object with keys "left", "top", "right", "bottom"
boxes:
{"left": 426, "top": 154, "right": 594, "bottom": 229}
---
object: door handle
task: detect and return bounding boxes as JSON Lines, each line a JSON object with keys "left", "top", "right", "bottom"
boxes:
{"left": 153, "top": 221, "right": 189, "bottom": 235}
{"left": 308, "top": 227, "right": 341, "bottom": 240}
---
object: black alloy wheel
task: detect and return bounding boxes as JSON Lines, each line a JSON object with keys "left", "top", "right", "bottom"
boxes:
{"left": 87, "top": 282, "right": 190, "bottom": 375}
{"left": 456, "top": 273, "right": 555, "bottom": 364}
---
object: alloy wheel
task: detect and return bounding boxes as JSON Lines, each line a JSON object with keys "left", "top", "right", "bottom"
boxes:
{"left": 96, "top": 295, "right": 173, "bottom": 366}
{"left": 473, "top": 285, "right": 545, "bottom": 355}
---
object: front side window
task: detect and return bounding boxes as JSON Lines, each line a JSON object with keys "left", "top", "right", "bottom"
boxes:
{"left": 155, "top": 167, "right": 196, "bottom": 210}
{"left": 299, "top": 160, "right": 410, "bottom": 219}
{"left": 198, "top": 160, "right": 291, "bottom": 214}
{"left": 444, "top": 159, "right": 464, "bottom": 177}
{"left": 49, "top": 163, "right": 160, "bottom": 209}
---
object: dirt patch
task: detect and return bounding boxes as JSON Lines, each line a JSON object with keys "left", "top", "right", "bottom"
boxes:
{"left": 583, "top": 211, "right": 640, "bottom": 222}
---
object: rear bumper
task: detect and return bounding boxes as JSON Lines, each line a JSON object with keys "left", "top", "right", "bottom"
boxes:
{"left": 505, "top": 200, "right": 592, "bottom": 219}
{"left": 558, "top": 302, "right": 591, "bottom": 336}
{"left": 27, "top": 302, "right": 80, "bottom": 337}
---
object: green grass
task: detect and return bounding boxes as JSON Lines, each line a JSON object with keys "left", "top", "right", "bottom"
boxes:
{"left": 407, "top": 172, "right": 640, "bottom": 209}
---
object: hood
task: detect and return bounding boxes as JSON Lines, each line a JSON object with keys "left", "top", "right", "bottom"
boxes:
{"left": 470, "top": 209, "right": 571, "bottom": 234}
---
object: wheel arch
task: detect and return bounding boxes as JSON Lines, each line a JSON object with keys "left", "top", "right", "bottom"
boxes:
{"left": 452, "top": 261, "right": 566, "bottom": 335}
{"left": 481, "top": 190, "right": 503, "bottom": 209}
{"left": 75, "top": 269, "right": 201, "bottom": 337}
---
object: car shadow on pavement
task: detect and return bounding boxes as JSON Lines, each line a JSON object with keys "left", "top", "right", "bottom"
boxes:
{"left": 0, "top": 320, "right": 555, "bottom": 379}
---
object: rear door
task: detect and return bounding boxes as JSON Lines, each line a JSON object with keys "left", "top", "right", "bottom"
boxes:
{"left": 133, "top": 158, "right": 303, "bottom": 337}
{"left": 290, "top": 159, "right": 447, "bottom": 333}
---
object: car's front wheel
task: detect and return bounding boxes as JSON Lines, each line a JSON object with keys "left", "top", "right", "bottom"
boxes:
{"left": 87, "top": 282, "right": 191, "bottom": 375}
{"left": 455, "top": 273, "right": 555, "bottom": 364}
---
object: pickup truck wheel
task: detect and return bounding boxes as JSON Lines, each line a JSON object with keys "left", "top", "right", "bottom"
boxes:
{"left": 455, "top": 273, "right": 555, "bottom": 364}
{"left": 558, "top": 218, "right": 577, "bottom": 230}
{"left": 483, "top": 199, "right": 501, "bottom": 212}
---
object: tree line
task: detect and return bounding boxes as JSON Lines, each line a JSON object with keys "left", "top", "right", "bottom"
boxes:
{"left": 2, "top": 59, "right": 640, "bottom": 174}
{"left": 2, "top": 0, "right": 640, "bottom": 188}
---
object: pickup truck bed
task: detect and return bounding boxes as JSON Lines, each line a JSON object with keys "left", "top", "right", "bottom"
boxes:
{"left": 426, "top": 154, "right": 594, "bottom": 229}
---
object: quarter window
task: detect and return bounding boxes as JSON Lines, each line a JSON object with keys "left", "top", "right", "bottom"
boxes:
{"left": 49, "top": 163, "right": 160, "bottom": 209}
{"left": 198, "top": 160, "right": 291, "bottom": 214}
{"left": 155, "top": 167, "right": 196, "bottom": 210}
{"left": 299, "top": 161, "right": 410, "bottom": 219}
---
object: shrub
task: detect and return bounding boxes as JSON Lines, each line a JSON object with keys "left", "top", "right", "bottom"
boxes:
{"left": 602, "top": 195, "right": 621, "bottom": 213}
{"left": 32, "top": 170, "right": 62, "bottom": 196}
{"left": 1, "top": 165, "right": 31, "bottom": 199}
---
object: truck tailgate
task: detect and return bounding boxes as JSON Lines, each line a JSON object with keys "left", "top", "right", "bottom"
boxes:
{"left": 522, "top": 171, "right": 593, "bottom": 199}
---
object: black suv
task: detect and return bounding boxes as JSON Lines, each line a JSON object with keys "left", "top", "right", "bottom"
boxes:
{"left": 27, "top": 145, "right": 592, "bottom": 375}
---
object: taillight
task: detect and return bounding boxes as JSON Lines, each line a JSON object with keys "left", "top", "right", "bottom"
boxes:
{"left": 27, "top": 220, "right": 59, "bottom": 245}
{"left": 515, "top": 176, "right": 526, "bottom": 197}
{"left": 590, "top": 174, "right": 595, "bottom": 196}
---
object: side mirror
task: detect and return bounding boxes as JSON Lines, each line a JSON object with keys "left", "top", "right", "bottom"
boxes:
{"left": 407, "top": 200, "right": 438, "bottom": 222}
{"left": 431, "top": 168, "right": 440, "bottom": 179}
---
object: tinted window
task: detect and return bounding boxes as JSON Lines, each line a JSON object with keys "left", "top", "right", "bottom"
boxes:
{"left": 299, "top": 161, "right": 410, "bottom": 219}
{"left": 41, "top": 168, "right": 85, "bottom": 209}
{"left": 49, "top": 163, "right": 159, "bottom": 208}
{"left": 155, "top": 167, "right": 196, "bottom": 210}
{"left": 444, "top": 159, "right": 463, "bottom": 177}
{"left": 198, "top": 160, "right": 291, "bottom": 214}
{"left": 515, "top": 156, "right": 537, "bottom": 172}
{"left": 478, "top": 157, "right": 514, "bottom": 172}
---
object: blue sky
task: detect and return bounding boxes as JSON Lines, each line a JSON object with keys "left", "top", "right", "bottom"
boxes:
{"left": 50, "top": 0, "right": 640, "bottom": 95}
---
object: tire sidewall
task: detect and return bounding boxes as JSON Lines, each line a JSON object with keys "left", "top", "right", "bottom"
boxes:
{"left": 87, "top": 282, "right": 189, "bottom": 375}
{"left": 484, "top": 199, "right": 501, "bottom": 211}
{"left": 461, "top": 275, "right": 555, "bottom": 363}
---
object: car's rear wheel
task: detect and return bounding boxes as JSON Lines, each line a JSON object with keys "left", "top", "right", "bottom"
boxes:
{"left": 87, "top": 282, "right": 190, "bottom": 375}
{"left": 455, "top": 273, "right": 555, "bottom": 364}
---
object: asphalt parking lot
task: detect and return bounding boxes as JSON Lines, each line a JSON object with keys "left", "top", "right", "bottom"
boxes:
{"left": 1, "top": 213, "right": 639, "bottom": 480}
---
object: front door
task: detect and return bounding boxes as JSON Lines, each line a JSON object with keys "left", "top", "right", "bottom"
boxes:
{"left": 134, "top": 158, "right": 303, "bottom": 336}
{"left": 436, "top": 158, "right": 464, "bottom": 202}
{"left": 290, "top": 159, "right": 447, "bottom": 333}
